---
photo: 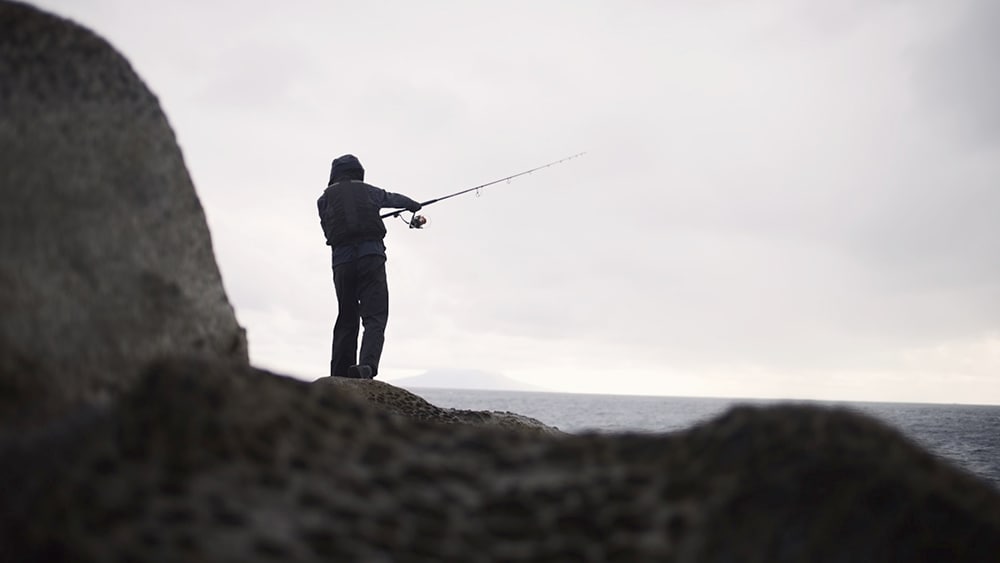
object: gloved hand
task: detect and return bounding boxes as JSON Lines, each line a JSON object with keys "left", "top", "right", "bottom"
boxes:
{"left": 407, "top": 203, "right": 422, "bottom": 212}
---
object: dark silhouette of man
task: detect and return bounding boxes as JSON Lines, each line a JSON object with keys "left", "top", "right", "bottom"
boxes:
{"left": 317, "top": 154, "right": 421, "bottom": 379}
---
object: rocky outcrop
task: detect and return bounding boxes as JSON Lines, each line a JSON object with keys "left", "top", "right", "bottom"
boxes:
{"left": 317, "top": 377, "right": 562, "bottom": 434}
{"left": 1, "top": 358, "right": 998, "bottom": 562}
{"left": 0, "top": 1, "right": 247, "bottom": 427}
{"left": 1, "top": 3, "right": 999, "bottom": 562}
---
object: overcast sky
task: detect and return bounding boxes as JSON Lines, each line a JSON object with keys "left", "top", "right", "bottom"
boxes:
{"left": 34, "top": 0, "right": 1000, "bottom": 404}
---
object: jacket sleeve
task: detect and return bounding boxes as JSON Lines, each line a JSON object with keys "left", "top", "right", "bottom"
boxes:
{"left": 317, "top": 193, "right": 332, "bottom": 242}
{"left": 368, "top": 185, "right": 421, "bottom": 211}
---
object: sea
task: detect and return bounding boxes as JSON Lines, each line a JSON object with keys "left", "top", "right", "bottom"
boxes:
{"left": 408, "top": 387, "right": 1000, "bottom": 489}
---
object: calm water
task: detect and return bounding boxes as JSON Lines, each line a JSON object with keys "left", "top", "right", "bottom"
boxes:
{"left": 408, "top": 387, "right": 1000, "bottom": 488}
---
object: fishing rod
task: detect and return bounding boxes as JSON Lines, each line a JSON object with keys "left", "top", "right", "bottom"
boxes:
{"left": 381, "top": 152, "right": 586, "bottom": 228}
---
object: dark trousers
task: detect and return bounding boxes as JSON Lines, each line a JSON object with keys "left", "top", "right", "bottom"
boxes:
{"left": 330, "top": 255, "right": 389, "bottom": 377}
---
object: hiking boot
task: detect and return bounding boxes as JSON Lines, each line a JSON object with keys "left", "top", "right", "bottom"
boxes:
{"left": 347, "top": 364, "right": 373, "bottom": 379}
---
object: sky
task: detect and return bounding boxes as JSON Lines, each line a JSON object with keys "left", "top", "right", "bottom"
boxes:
{"left": 32, "top": 0, "right": 1000, "bottom": 404}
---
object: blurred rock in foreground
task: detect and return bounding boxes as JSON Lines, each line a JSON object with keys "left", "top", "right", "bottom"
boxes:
{"left": 0, "top": 0, "right": 247, "bottom": 429}
{"left": 1, "top": 359, "right": 998, "bottom": 562}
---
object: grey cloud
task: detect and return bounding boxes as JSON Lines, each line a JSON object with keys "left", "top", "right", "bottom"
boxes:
{"left": 30, "top": 0, "right": 1000, "bottom": 401}
{"left": 912, "top": 0, "right": 1000, "bottom": 147}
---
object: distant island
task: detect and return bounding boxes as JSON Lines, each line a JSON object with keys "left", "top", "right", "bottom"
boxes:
{"left": 385, "top": 368, "right": 545, "bottom": 392}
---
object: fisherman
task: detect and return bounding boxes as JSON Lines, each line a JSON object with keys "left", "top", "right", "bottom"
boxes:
{"left": 317, "top": 154, "right": 422, "bottom": 379}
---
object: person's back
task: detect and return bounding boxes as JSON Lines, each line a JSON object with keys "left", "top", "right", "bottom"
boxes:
{"left": 318, "top": 154, "right": 388, "bottom": 250}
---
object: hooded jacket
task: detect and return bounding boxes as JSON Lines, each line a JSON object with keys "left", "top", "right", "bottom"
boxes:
{"left": 318, "top": 180, "right": 388, "bottom": 247}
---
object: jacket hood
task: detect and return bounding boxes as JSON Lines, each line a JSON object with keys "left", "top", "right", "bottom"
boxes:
{"left": 329, "top": 154, "right": 364, "bottom": 183}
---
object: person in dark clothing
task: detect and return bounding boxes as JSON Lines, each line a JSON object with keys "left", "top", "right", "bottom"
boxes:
{"left": 317, "top": 154, "right": 422, "bottom": 379}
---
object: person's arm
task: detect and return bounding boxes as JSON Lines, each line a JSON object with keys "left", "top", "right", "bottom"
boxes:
{"left": 317, "top": 193, "right": 333, "bottom": 242}
{"left": 368, "top": 185, "right": 421, "bottom": 212}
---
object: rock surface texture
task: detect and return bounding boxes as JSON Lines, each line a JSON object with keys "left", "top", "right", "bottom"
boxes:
{"left": 0, "top": 1, "right": 247, "bottom": 427}
{"left": 319, "top": 377, "right": 562, "bottom": 435}
{"left": 2, "top": 359, "right": 999, "bottom": 562}
{"left": 1, "top": 3, "right": 999, "bottom": 562}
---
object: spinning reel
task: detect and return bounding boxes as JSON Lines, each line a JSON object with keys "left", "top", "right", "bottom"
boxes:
{"left": 408, "top": 214, "right": 427, "bottom": 229}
